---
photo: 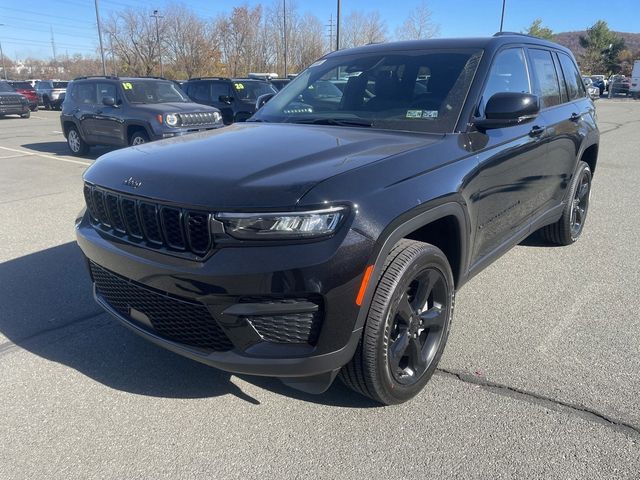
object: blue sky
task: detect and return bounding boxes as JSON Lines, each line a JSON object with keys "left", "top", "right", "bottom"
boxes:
{"left": 0, "top": 0, "right": 637, "bottom": 59}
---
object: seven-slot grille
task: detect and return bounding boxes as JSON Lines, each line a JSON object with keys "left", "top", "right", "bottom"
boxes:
{"left": 179, "top": 112, "right": 218, "bottom": 127}
{"left": 83, "top": 183, "right": 212, "bottom": 256}
{"left": 90, "top": 262, "right": 233, "bottom": 352}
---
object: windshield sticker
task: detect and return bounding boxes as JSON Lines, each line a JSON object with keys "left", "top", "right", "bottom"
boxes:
{"left": 122, "top": 82, "right": 133, "bottom": 90}
{"left": 406, "top": 110, "right": 423, "bottom": 119}
{"left": 234, "top": 83, "right": 245, "bottom": 90}
{"left": 422, "top": 110, "right": 438, "bottom": 119}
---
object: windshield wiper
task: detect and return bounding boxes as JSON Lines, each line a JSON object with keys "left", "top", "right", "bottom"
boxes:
{"left": 292, "top": 117, "right": 374, "bottom": 128}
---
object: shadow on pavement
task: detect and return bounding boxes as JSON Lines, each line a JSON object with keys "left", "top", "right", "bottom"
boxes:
{"left": 21, "top": 141, "right": 115, "bottom": 160}
{"left": 0, "top": 242, "right": 375, "bottom": 408}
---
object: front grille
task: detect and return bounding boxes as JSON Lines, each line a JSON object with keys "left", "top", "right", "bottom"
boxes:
{"left": 0, "top": 95, "right": 23, "bottom": 106}
{"left": 84, "top": 183, "right": 212, "bottom": 256}
{"left": 90, "top": 262, "right": 233, "bottom": 352}
{"left": 241, "top": 298, "right": 323, "bottom": 345}
{"left": 179, "top": 112, "right": 218, "bottom": 127}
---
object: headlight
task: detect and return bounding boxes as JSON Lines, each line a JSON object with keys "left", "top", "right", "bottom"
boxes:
{"left": 213, "top": 111, "right": 222, "bottom": 123}
{"left": 165, "top": 113, "right": 179, "bottom": 126}
{"left": 216, "top": 206, "right": 346, "bottom": 240}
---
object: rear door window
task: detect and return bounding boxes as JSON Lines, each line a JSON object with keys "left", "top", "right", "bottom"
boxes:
{"left": 73, "top": 82, "right": 97, "bottom": 105}
{"left": 528, "top": 49, "right": 562, "bottom": 108}
{"left": 210, "top": 82, "right": 231, "bottom": 101}
{"left": 97, "top": 83, "right": 117, "bottom": 103}
{"left": 188, "top": 82, "right": 212, "bottom": 103}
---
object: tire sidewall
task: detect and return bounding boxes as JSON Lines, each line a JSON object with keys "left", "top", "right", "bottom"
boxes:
{"left": 372, "top": 246, "right": 454, "bottom": 404}
{"left": 568, "top": 162, "right": 592, "bottom": 242}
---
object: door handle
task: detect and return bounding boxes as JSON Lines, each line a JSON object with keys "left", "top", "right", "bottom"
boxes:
{"left": 529, "top": 125, "right": 545, "bottom": 137}
{"left": 569, "top": 112, "right": 582, "bottom": 121}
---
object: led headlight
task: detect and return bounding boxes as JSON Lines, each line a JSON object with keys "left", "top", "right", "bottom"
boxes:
{"left": 216, "top": 206, "right": 346, "bottom": 240}
{"left": 213, "top": 111, "right": 222, "bottom": 124}
{"left": 165, "top": 113, "right": 179, "bottom": 126}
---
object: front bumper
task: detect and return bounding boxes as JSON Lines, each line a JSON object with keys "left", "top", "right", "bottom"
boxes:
{"left": 76, "top": 212, "right": 373, "bottom": 382}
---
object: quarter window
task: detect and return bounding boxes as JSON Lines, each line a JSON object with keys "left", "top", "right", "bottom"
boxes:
{"left": 479, "top": 48, "right": 530, "bottom": 116}
{"left": 557, "top": 52, "right": 585, "bottom": 101}
{"left": 529, "top": 49, "right": 562, "bottom": 108}
{"left": 73, "top": 82, "right": 97, "bottom": 104}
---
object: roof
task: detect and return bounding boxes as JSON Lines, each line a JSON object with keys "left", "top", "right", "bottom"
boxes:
{"left": 327, "top": 34, "right": 573, "bottom": 58}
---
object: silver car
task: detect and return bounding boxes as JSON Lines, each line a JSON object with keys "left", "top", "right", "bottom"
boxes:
{"left": 35, "top": 80, "right": 69, "bottom": 110}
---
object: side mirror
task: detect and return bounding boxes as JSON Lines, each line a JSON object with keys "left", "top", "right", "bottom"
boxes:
{"left": 219, "top": 95, "right": 233, "bottom": 104}
{"left": 102, "top": 96, "right": 116, "bottom": 107}
{"left": 474, "top": 92, "right": 540, "bottom": 130}
{"left": 255, "top": 93, "right": 275, "bottom": 110}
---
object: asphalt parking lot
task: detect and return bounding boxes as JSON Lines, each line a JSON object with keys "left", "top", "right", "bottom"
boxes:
{"left": 1, "top": 101, "right": 639, "bottom": 479}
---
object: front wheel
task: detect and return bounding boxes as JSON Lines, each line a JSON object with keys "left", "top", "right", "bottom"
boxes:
{"left": 340, "top": 239, "right": 454, "bottom": 405}
{"left": 129, "top": 130, "right": 149, "bottom": 146}
{"left": 540, "top": 161, "right": 592, "bottom": 245}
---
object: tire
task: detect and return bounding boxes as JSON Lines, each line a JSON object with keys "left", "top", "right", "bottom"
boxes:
{"left": 43, "top": 96, "right": 51, "bottom": 110}
{"left": 540, "top": 161, "right": 592, "bottom": 246}
{"left": 30, "top": 105, "right": 38, "bottom": 112}
{"left": 21, "top": 110, "right": 31, "bottom": 119}
{"left": 340, "top": 239, "right": 455, "bottom": 405}
{"left": 67, "top": 126, "right": 89, "bottom": 156}
{"left": 129, "top": 130, "right": 149, "bottom": 146}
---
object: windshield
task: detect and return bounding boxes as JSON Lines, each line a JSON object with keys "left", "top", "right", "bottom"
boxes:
{"left": 233, "top": 80, "right": 277, "bottom": 101}
{"left": 253, "top": 49, "right": 482, "bottom": 133}
{"left": 0, "top": 82, "right": 15, "bottom": 93}
{"left": 53, "top": 82, "right": 68, "bottom": 88}
{"left": 121, "top": 80, "right": 190, "bottom": 104}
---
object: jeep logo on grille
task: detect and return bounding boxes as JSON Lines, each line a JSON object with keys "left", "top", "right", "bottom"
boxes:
{"left": 123, "top": 177, "right": 143, "bottom": 188}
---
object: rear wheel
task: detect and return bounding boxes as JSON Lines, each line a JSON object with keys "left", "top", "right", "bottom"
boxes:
{"left": 30, "top": 105, "right": 38, "bottom": 112}
{"left": 67, "top": 126, "right": 89, "bottom": 156}
{"left": 340, "top": 239, "right": 454, "bottom": 405}
{"left": 43, "top": 96, "right": 51, "bottom": 110}
{"left": 129, "top": 130, "right": 149, "bottom": 146}
{"left": 540, "top": 161, "right": 592, "bottom": 245}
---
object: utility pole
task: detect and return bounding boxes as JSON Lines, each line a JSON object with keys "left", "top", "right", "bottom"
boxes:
{"left": 283, "top": 0, "right": 287, "bottom": 78}
{"left": 0, "top": 24, "right": 6, "bottom": 81}
{"left": 109, "top": 32, "right": 117, "bottom": 77}
{"left": 499, "top": 0, "right": 506, "bottom": 32}
{"left": 151, "top": 10, "right": 164, "bottom": 77}
{"left": 94, "top": 0, "right": 107, "bottom": 75}
{"left": 336, "top": 0, "right": 341, "bottom": 50}
{"left": 326, "top": 14, "right": 334, "bottom": 52}
{"left": 50, "top": 26, "right": 57, "bottom": 63}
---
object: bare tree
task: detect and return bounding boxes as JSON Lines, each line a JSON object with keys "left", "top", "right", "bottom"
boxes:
{"left": 395, "top": 2, "right": 440, "bottom": 40}
{"left": 341, "top": 11, "right": 387, "bottom": 49}
{"left": 292, "top": 13, "right": 326, "bottom": 72}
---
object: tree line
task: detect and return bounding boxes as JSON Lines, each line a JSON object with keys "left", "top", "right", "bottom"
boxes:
{"left": 5, "top": 1, "right": 438, "bottom": 80}
{"left": 525, "top": 18, "right": 638, "bottom": 76}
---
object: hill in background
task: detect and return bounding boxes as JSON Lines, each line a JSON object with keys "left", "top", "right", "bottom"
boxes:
{"left": 554, "top": 30, "right": 640, "bottom": 56}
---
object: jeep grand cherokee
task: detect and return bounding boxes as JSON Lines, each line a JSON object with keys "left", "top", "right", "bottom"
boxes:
{"left": 76, "top": 34, "right": 599, "bottom": 405}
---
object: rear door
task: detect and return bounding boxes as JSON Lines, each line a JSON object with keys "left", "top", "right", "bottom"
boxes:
{"left": 527, "top": 48, "right": 582, "bottom": 212}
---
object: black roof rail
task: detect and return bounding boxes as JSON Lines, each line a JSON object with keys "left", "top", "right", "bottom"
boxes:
{"left": 73, "top": 75, "right": 119, "bottom": 80}
{"left": 493, "top": 31, "right": 539, "bottom": 39}
{"left": 187, "top": 76, "right": 230, "bottom": 81}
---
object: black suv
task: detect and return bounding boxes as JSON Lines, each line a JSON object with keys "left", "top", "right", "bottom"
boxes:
{"left": 77, "top": 34, "right": 599, "bottom": 405}
{"left": 0, "top": 81, "right": 31, "bottom": 118}
{"left": 183, "top": 77, "right": 277, "bottom": 124}
{"left": 61, "top": 76, "right": 223, "bottom": 156}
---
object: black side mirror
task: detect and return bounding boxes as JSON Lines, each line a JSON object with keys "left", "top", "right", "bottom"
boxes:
{"left": 102, "top": 96, "right": 116, "bottom": 107}
{"left": 474, "top": 92, "right": 540, "bottom": 130}
{"left": 255, "top": 93, "right": 275, "bottom": 110}
{"left": 219, "top": 95, "right": 233, "bottom": 104}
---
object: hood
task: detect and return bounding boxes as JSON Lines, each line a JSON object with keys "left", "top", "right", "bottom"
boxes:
{"left": 129, "top": 102, "right": 219, "bottom": 114}
{"left": 84, "top": 123, "right": 442, "bottom": 209}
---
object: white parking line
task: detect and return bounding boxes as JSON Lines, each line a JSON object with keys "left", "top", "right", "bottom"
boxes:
{"left": 0, "top": 145, "right": 91, "bottom": 166}
{"left": 30, "top": 115, "right": 47, "bottom": 120}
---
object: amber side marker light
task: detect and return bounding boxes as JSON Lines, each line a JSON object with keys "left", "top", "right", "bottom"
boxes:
{"left": 356, "top": 265, "right": 375, "bottom": 306}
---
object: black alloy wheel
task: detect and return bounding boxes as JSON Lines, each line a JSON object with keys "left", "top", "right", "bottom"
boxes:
{"left": 340, "top": 239, "right": 454, "bottom": 405}
{"left": 540, "top": 161, "right": 592, "bottom": 246}
{"left": 387, "top": 268, "right": 448, "bottom": 385}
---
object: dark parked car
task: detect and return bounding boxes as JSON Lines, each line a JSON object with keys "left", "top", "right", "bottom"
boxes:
{"left": 36, "top": 80, "right": 68, "bottom": 109}
{"left": 183, "top": 77, "right": 277, "bottom": 124}
{"left": 9, "top": 81, "right": 39, "bottom": 111}
{"left": 269, "top": 78, "right": 291, "bottom": 91}
{"left": 608, "top": 75, "right": 630, "bottom": 97}
{"left": 60, "top": 76, "right": 223, "bottom": 156}
{"left": 77, "top": 34, "right": 599, "bottom": 405}
{"left": 0, "top": 81, "right": 31, "bottom": 118}
{"left": 589, "top": 76, "right": 605, "bottom": 96}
